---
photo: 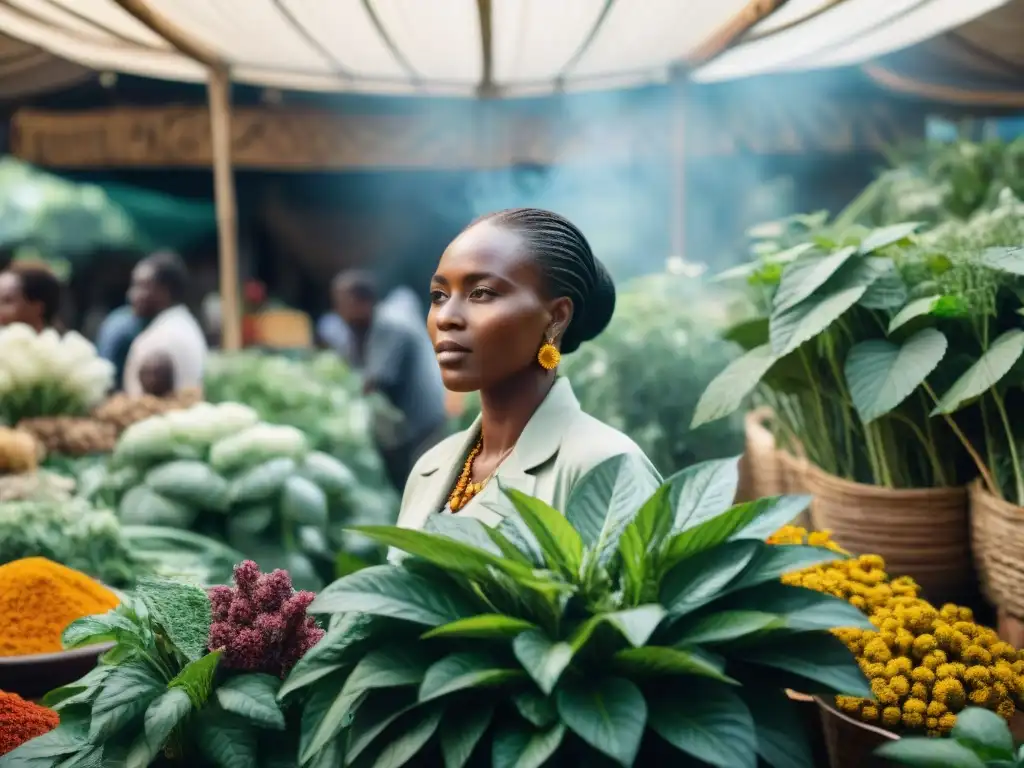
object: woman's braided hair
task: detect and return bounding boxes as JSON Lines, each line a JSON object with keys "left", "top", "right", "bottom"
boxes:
{"left": 475, "top": 208, "right": 615, "bottom": 354}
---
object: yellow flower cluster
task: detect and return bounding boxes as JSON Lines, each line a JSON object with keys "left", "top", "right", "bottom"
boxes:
{"left": 768, "top": 526, "right": 1024, "bottom": 736}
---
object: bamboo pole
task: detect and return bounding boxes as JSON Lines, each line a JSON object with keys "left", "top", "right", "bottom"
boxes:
{"left": 111, "top": 0, "right": 241, "bottom": 349}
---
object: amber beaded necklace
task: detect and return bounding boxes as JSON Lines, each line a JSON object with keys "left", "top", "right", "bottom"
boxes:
{"left": 447, "top": 436, "right": 514, "bottom": 512}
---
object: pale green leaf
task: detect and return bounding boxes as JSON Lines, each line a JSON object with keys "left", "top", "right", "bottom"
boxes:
{"left": 887, "top": 294, "right": 942, "bottom": 333}
{"left": 513, "top": 630, "right": 574, "bottom": 696}
{"left": 614, "top": 646, "right": 737, "bottom": 684}
{"left": 773, "top": 247, "right": 857, "bottom": 313}
{"left": 421, "top": 614, "right": 536, "bottom": 641}
{"left": 981, "top": 245, "right": 1024, "bottom": 276}
{"left": 649, "top": 686, "right": 756, "bottom": 768}
{"left": 215, "top": 674, "right": 285, "bottom": 730}
{"left": 571, "top": 605, "right": 667, "bottom": 650}
{"left": 502, "top": 487, "right": 583, "bottom": 576}
{"left": 859, "top": 258, "right": 908, "bottom": 310}
{"left": 555, "top": 677, "right": 647, "bottom": 767}
{"left": 168, "top": 650, "right": 222, "bottom": 710}
{"left": 90, "top": 663, "right": 165, "bottom": 741}
{"left": 660, "top": 540, "right": 761, "bottom": 619}
{"left": 845, "top": 329, "right": 947, "bottom": 423}
{"left": 666, "top": 457, "right": 742, "bottom": 533}
{"left": 692, "top": 345, "right": 776, "bottom": 427}
{"left": 723, "top": 583, "right": 875, "bottom": 632}
{"left": 671, "top": 611, "right": 783, "bottom": 646}
{"left": 859, "top": 222, "right": 920, "bottom": 254}
{"left": 875, "top": 738, "right": 986, "bottom": 768}
{"left": 135, "top": 578, "right": 212, "bottom": 662}
{"left": 729, "top": 544, "right": 845, "bottom": 591}
{"left": 933, "top": 329, "right": 1024, "bottom": 414}
{"left": 951, "top": 707, "right": 1014, "bottom": 757}
{"left": 771, "top": 284, "right": 867, "bottom": 356}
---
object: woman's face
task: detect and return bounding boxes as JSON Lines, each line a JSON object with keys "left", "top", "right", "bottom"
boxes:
{"left": 0, "top": 272, "right": 39, "bottom": 328}
{"left": 428, "top": 221, "right": 570, "bottom": 393}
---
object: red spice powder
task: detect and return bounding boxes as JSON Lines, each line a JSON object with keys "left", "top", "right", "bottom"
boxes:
{"left": 0, "top": 690, "right": 60, "bottom": 756}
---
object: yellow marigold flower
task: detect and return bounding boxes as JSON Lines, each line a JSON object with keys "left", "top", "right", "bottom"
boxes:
{"left": 902, "top": 712, "right": 925, "bottom": 729}
{"left": 910, "top": 668, "right": 935, "bottom": 688}
{"left": 926, "top": 701, "right": 947, "bottom": 717}
{"left": 861, "top": 662, "right": 886, "bottom": 679}
{"left": 958, "top": 607, "right": 974, "bottom": 622}
{"left": 938, "top": 713, "right": 957, "bottom": 733}
{"left": 997, "top": 699, "right": 1016, "bottom": 720}
{"left": 963, "top": 646, "right": 993, "bottom": 666}
{"left": 912, "top": 635, "right": 938, "bottom": 659}
{"left": 850, "top": 595, "right": 867, "bottom": 611}
{"left": 1012, "top": 660, "right": 1024, "bottom": 675}
{"left": 990, "top": 642, "right": 1017, "bottom": 661}
{"left": 940, "top": 604, "right": 960, "bottom": 619}
{"left": 934, "top": 624, "right": 955, "bottom": 649}
{"left": 926, "top": 717, "right": 939, "bottom": 731}
{"left": 968, "top": 687, "right": 992, "bottom": 706}
{"left": 964, "top": 666, "right": 992, "bottom": 688}
{"left": 935, "top": 663, "right": 958, "bottom": 680}
{"left": 993, "top": 663, "right": 1015, "bottom": 685}
{"left": 895, "top": 630, "right": 915, "bottom": 655}
{"left": 891, "top": 577, "right": 919, "bottom": 597}
{"left": 921, "top": 654, "right": 944, "bottom": 671}
{"left": 870, "top": 680, "right": 899, "bottom": 706}
{"left": 993, "top": 681, "right": 1009, "bottom": 700}
{"left": 911, "top": 682, "right": 929, "bottom": 700}
{"left": 861, "top": 705, "right": 880, "bottom": 722}
{"left": 953, "top": 621, "right": 977, "bottom": 637}
{"left": 902, "top": 698, "right": 927, "bottom": 715}
{"left": 835, "top": 695, "right": 862, "bottom": 714}
{"left": 881, "top": 706, "right": 902, "bottom": 727}
{"left": 858, "top": 553, "right": 885, "bottom": 569}
{"left": 880, "top": 618, "right": 901, "bottom": 634}
{"left": 949, "top": 633, "right": 969, "bottom": 654}
{"left": 933, "top": 679, "right": 966, "bottom": 709}
{"left": 863, "top": 638, "right": 892, "bottom": 663}
{"left": 889, "top": 675, "right": 910, "bottom": 697}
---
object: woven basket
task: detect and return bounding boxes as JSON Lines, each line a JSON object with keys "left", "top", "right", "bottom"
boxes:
{"left": 971, "top": 479, "right": 1024, "bottom": 617}
{"left": 804, "top": 463, "right": 972, "bottom": 604}
{"left": 817, "top": 698, "right": 898, "bottom": 768}
{"left": 740, "top": 409, "right": 811, "bottom": 526}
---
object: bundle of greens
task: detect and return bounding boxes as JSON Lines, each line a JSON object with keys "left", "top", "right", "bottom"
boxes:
{"left": 0, "top": 562, "right": 322, "bottom": 767}
{"left": 92, "top": 401, "right": 363, "bottom": 590}
{"left": 285, "top": 455, "right": 871, "bottom": 767}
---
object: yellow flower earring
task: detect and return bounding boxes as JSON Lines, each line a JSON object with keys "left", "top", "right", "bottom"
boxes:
{"left": 537, "top": 337, "right": 561, "bottom": 371}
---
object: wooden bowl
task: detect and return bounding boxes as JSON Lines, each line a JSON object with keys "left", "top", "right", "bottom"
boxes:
{"left": 0, "top": 643, "right": 113, "bottom": 700}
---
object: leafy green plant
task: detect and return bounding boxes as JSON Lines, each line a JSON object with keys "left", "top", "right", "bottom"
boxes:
{"left": 877, "top": 706, "right": 1024, "bottom": 767}
{"left": 284, "top": 455, "right": 872, "bottom": 767}
{"left": 0, "top": 579, "right": 294, "bottom": 767}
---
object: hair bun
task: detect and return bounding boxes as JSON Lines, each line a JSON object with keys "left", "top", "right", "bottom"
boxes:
{"left": 563, "top": 257, "right": 615, "bottom": 354}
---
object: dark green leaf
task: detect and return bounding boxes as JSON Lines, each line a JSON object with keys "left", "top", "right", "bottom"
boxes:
{"left": 649, "top": 685, "right": 756, "bottom": 768}
{"left": 845, "top": 330, "right": 947, "bottom": 423}
{"left": 346, "top": 689, "right": 418, "bottom": 765}
{"left": 742, "top": 689, "right": 815, "bottom": 768}
{"left": 421, "top": 613, "right": 536, "bottom": 640}
{"left": 503, "top": 487, "right": 584, "bottom": 575}
{"left": 342, "top": 645, "right": 431, "bottom": 698}
{"left": 564, "top": 454, "right": 659, "bottom": 568}
{"left": 571, "top": 605, "right": 667, "bottom": 650}
{"left": 486, "top": 521, "right": 540, "bottom": 567}
{"left": 0, "top": 715, "right": 88, "bottom": 764}
{"left": 774, "top": 247, "right": 857, "bottom": 313}
{"left": 125, "top": 687, "right": 192, "bottom": 768}
{"left": 44, "top": 666, "right": 112, "bottom": 710}
{"left": 556, "top": 677, "right": 646, "bottom": 767}
{"left": 745, "top": 634, "right": 871, "bottom": 698}
{"left": 859, "top": 258, "right": 908, "bottom": 310}
{"left": 692, "top": 345, "right": 776, "bottom": 427}
{"left": 195, "top": 709, "right": 257, "bottom": 768}
{"left": 672, "top": 611, "right": 784, "bottom": 646}
{"left": 614, "top": 646, "right": 737, "bottom": 684}
{"left": 513, "top": 691, "right": 557, "bottom": 728}
{"left": 418, "top": 652, "right": 522, "bottom": 703}
{"left": 492, "top": 721, "right": 566, "bottom": 768}
{"left": 279, "top": 613, "right": 387, "bottom": 699}
{"left": 723, "top": 583, "right": 874, "bottom": 633}
{"left": 728, "top": 496, "right": 813, "bottom": 542}
{"left": 90, "top": 663, "right": 165, "bottom": 741}
{"left": 513, "top": 630, "right": 574, "bottom": 696}
{"left": 168, "top": 650, "right": 222, "bottom": 709}
{"left": 309, "top": 565, "right": 477, "bottom": 626}
{"left": 666, "top": 497, "right": 803, "bottom": 567}
{"left": 952, "top": 707, "right": 1014, "bottom": 758}
{"left": 369, "top": 708, "right": 443, "bottom": 768}
{"left": 215, "top": 674, "right": 285, "bottom": 730}
{"left": 299, "top": 670, "right": 351, "bottom": 765}
{"left": 61, "top": 611, "right": 145, "bottom": 650}
{"left": 135, "top": 578, "right": 212, "bottom": 662}
{"left": 619, "top": 484, "right": 673, "bottom": 604}
{"left": 660, "top": 540, "right": 761, "bottom": 618}
{"left": 875, "top": 738, "right": 986, "bottom": 768}
{"left": 439, "top": 701, "right": 494, "bottom": 768}
{"left": 666, "top": 457, "right": 741, "bottom": 533}
{"left": 729, "top": 544, "right": 844, "bottom": 591}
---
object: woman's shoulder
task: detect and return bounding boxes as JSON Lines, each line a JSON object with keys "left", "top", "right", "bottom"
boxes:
{"left": 558, "top": 409, "right": 661, "bottom": 479}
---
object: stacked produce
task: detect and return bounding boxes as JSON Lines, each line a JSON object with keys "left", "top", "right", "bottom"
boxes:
{"left": 0, "top": 427, "right": 39, "bottom": 474}
{"left": 93, "top": 388, "right": 202, "bottom": 433}
{"left": 0, "top": 693, "right": 58, "bottom": 757}
{"left": 0, "top": 557, "right": 119, "bottom": 657}
{"left": 0, "top": 324, "right": 113, "bottom": 426}
{"left": 770, "top": 526, "right": 1024, "bottom": 735}
{"left": 204, "top": 351, "right": 398, "bottom": 523}
{"left": 94, "top": 401, "right": 360, "bottom": 589}
{"left": 2, "top": 562, "right": 320, "bottom": 766}
{"left": 16, "top": 416, "right": 116, "bottom": 457}
{"left": 0, "top": 471, "right": 73, "bottom": 503}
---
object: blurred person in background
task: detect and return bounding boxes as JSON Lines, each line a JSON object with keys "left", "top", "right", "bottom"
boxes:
{"left": 95, "top": 305, "right": 143, "bottom": 390}
{"left": 0, "top": 263, "right": 62, "bottom": 332}
{"left": 331, "top": 269, "right": 448, "bottom": 492}
{"left": 123, "top": 251, "right": 208, "bottom": 396}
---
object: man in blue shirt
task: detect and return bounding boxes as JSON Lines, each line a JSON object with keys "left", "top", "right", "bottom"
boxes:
{"left": 95, "top": 304, "right": 143, "bottom": 391}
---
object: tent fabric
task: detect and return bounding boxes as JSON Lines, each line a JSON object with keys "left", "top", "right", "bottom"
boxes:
{"left": 863, "top": 0, "right": 1024, "bottom": 108}
{"left": 0, "top": 0, "right": 1010, "bottom": 95}
{"left": 0, "top": 29, "right": 90, "bottom": 100}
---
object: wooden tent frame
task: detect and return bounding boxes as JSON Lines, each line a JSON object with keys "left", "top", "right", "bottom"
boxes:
{"left": 107, "top": 0, "right": 784, "bottom": 351}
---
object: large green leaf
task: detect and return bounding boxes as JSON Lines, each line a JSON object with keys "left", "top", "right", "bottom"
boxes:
{"left": 741, "top": 689, "right": 815, "bottom": 768}
{"left": 168, "top": 650, "right": 223, "bottom": 710}
{"left": 728, "top": 495, "right": 813, "bottom": 542}
{"left": 648, "top": 685, "right": 756, "bottom": 768}
{"left": 369, "top": 708, "right": 443, "bottom": 768}
{"left": 665, "top": 457, "right": 742, "bottom": 534}
{"left": 309, "top": 565, "right": 476, "bottom": 626}
{"left": 502, "top": 487, "right": 584, "bottom": 576}
{"left": 981, "top": 245, "right": 1024, "bottom": 276}
{"left": 421, "top": 614, "right": 536, "bottom": 641}
{"left": 728, "top": 544, "right": 845, "bottom": 592}
{"left": 555, "top": 677, "right": 647, "bottom": 767}
{"left": 614, "top": 646, "right": 736, "bottom": 684}
{"left": 671, "top": 611, "right": 783, "bottom": 646}
{"left": 513, "top": 691, "right": 557, "bottom": 728}
{"left": 887, "top": 294, "right": 943, "bottom": 333}
{"left": 423, "top": 514, "right": 504, "bottom": 557}
{"left": 418, "top": 652, "right": 522, "bottom": 703}
{"left": 571, "top": 605, "right": 667, "bottom": 649}
{"left": 722, "top": 583, "right": 875, "bottom": 633}
{"left": 564, "top": 454, "right": 657, "bottom": 568}
{"left": 951, "top": 707, "right": 1014, "bottom": 759}
{"left": 135, "top": 578, "right": 212, "bottom": 663}
{"left": 618, "top": 484, "right": 673, "bottom": 604}
{"left": 744, "top": 634, "right": 872, "bottom": 698}
{"left": 439, "top": 701, "right": 494, "bottom": 768}
{"left": 125, "top": 687, "right": 192, "bottom": 768}
{"left": 691, "top": 344, "right": 776, "bottom": 427}
{"left": 0, "top": 715, "right": 89, "bottom": 764}
{"left": 90, "top": 662, "right": 165, "bottom": 741}
{"left": 875, "top": 738, "right": 986, "bottom": 768}
{"left": 215, "top": 674, "right": 285, "bottom": 730}
{"left": 660, "top": 540, "right": 760, "bottom": 618}
{"left": 770, "top": 284, "right": 868, "bottom": 357}
{"left": 344, "top": 645, "right": 431, "bottom": 693}
{"left": 492, "top": 722, "right": 566, "bottom": 768}
{"left": 845, "top": 329, "right": 947, "bottom": 423}
{"left": 859, "top": 258, "right": 907, "bottom": 310}
{"left": 665, "top": 497, "right": 801, "bottom": 567}
{"left": 62, "top": 611, "right": 147, "bottom": 651}
{"left": 279, "top": 613, "right": 386, "bottom": 699}
{"left": 933, "top": 329, "right": 1024, "bottom": 414}
{"left": 773, "top": 247, "right": 857, "bottom": 314}
{"left": 346, "top": 689, "right": 418, "bottom": 765}
{"left": 298, "top": 670, "right": 354, "bottom": 765}
{"left": 195, "top": 710, "right": 258, "bottom": 768}
{"left": 512, "top": 629, "right": 574, "bottom": 696}
{"left": 722, "top": 316, "right": 769, "bottom": 350}
{"left": 859, "top": 222, "right": 920, "bottom": 254}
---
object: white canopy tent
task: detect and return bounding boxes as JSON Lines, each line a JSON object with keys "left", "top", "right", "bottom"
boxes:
{"left": 0, "top": 0, "right": 1010, "bottom": 347}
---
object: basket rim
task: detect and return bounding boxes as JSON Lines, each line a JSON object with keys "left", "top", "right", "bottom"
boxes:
{"left": 969, "top": 477, "right": 1023, "bottom": 515}
{"left": 804, "top": 462, "right": 968, "bottom": 502}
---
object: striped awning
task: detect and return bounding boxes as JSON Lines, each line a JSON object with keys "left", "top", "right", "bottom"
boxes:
{"left": 0, "top": 0, "right": 1012, "bottom": 96}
